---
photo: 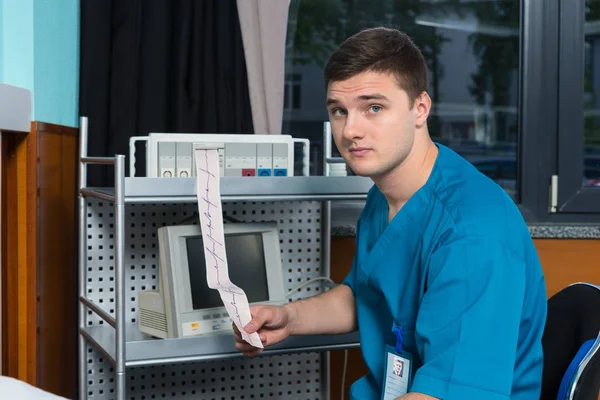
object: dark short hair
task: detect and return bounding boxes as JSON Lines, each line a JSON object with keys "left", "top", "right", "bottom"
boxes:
{"left": 324, "top": 27, "right": 428, "bottom": 106}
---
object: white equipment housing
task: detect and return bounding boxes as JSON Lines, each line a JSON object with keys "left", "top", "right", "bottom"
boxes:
{"left": 129, "top": 133, "right": 310, "bottom": 178}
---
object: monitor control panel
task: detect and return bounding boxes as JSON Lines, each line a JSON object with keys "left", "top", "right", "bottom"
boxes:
{"left": 181, "top": 310, "right": 234, "bottom": 337}
{"left": 129, "top": 133, "right": 310, "bottom": 178}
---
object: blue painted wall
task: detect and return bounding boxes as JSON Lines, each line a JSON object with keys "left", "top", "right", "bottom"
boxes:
{"left": 0, "top": 0, "right": 35, "bottom": 94}
{"left": 0, "top": 0, "right": 3, "bottom": 81}
{"left": 34, "top": 0, "right": 79, "bottom": 127}
{"left": 0, "top": 0, "right": 79, "bottom": 127}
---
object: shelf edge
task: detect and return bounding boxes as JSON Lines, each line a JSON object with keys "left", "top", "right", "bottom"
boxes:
{"left": 125, "top": 341, "right": 360, "bottom": 367}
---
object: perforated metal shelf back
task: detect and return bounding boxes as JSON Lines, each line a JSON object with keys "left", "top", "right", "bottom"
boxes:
{"left": 84, "top": 199, "right": 328, "bottom": 399}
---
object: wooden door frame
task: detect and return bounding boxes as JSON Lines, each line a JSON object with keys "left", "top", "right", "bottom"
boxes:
{"left": 1, "top": 128, "right": 38, "bottom": 384}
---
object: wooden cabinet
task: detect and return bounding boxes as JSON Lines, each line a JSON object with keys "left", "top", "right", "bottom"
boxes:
{"left": 1, "top": 122, "right": 78, "bottom": 399}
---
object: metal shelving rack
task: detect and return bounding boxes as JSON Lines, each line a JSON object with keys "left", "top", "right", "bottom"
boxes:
{"left": 77, "top": 117, "right": 372, "bottom": 400}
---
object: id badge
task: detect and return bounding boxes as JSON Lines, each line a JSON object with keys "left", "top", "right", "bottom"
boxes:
{"left": 381, "top": 344, "right": 413, "bottom": 400}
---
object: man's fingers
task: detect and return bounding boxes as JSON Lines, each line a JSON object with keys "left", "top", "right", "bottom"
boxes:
{"left": 235, "top": 339, "right": 262, "bottom": 352}
{"left": 244, "top": 308, "right": 272, "bottom": 334}
{"left": 233, "top": 330, "right": 243, "bottom": 342}
{"left": 232, "top": 326, "right": 245, "bottom": 344}
{"left": 260, "top": 329, "right": 288, "bottom": 347}
{"left": 242, "top": 348, "right": 263, "bottom": 357}
{"left": 233, "top": 314, "right": 271, "bottom": 357}
{"left": 235, "top": 341, "right": 254, "bottom": 352}
{"left": 234, "top": 324, "right": 265, "bottom": 347}
{"left": 235, "top": 341, "right": 263, "bottom": 356}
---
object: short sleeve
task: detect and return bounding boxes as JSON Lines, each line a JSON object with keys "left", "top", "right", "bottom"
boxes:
{"left": 342, "top": 253, "right": 358, "bottom": 294}
{"left": 410, "top": 236, "right": 526, "bottom": 399}
{"left": 342, "top": 221, "right": 361, "bottom": 295}
{"left": 342, "top": 211, "right": 364, "bottom": 295}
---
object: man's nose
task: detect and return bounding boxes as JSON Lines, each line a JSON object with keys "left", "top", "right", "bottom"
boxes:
{"left": 342, "top": 114, "right": 364, "bottom": 141}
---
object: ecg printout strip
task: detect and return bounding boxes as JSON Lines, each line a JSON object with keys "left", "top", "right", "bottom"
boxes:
{"left": 193, "top": 146, "right": 264, "bottom": 349}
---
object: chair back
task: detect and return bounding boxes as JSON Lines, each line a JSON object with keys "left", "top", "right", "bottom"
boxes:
{"left": 541, "top": 282, "right": 600, "bottom": 400}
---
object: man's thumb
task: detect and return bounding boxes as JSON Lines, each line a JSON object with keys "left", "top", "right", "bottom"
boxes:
{"left": 244, "top": 308, "right": 270, "bottom": 334}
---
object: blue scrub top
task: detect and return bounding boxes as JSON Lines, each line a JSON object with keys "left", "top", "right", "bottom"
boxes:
{"left": 343, "top": 144, "right": 547, "bottom": 400}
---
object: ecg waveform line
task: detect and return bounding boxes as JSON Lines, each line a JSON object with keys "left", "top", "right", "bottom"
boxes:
{"left": 198, "top": 149, "right": 244, "bottom": 328}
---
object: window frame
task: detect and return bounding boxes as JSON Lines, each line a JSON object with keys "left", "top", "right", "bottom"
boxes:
{"left": 500, "top": 0, "right": 600, "bottom": 221}
{"left": 554, "top": 0, "right": 600, "bottom": 214}
{"left": 518, "top": 0, "right": 559, "bottom": 221}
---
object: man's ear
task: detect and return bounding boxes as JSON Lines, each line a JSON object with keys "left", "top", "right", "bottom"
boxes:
{"left": 415, "top": 92, "right": 432, "bottom": 127}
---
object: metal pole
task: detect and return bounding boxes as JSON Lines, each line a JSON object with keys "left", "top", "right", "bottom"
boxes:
{"left": 321, "top": 120, "right": 333, "bottom": 399}
{"left": 114, "top": 155, "right": 126, "bottom": 400}
{"left": 80, "top": 296, "right": 117, "bottom": 327}
{"left": 78, "top": 116, "right": 89, "bottom": 400}
{"left": 79, "top": 117, "right": 88, "bottom": 189}
{"left": 323, "top": 122, "right": 332, "bottom": 177}
{"left": 322, "top": 197, "right": 332, "bottom": 400}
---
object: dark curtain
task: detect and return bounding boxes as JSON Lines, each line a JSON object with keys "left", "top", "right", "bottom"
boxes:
{"left": 79, "top": 0, "right": 254, "bottom": 186}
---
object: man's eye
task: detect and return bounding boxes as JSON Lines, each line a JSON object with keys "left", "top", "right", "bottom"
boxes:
{"left": 370, "top": 105, "right": 382, "bottom": 113}
{"left": 332, "top": 108, "right": 347, "bottom": 116}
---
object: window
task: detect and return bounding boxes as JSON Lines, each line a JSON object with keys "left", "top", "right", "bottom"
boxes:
{"left": 283, "top": 0, "right": 600, "bottom": 220}
{"left": 284, "top": 73, "right": 302, "bottom": 111}
{"left": 584, "top": 7, "right": 600, "bottom": 189}
{"left": 284, "top": 0, "right": 520, "bottom": 198}
{"left": 555, "top": 0, "right": 600, "bottom": 213}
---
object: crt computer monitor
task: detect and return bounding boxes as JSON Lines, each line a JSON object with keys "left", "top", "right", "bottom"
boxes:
{"left": 138, "top": 222, "right": 286, "bottom": 339}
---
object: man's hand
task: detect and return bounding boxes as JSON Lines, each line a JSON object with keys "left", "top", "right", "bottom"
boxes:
{"left": 233, "top": 304, "right": 293, "bottom": 357}
{"left": 396, "top": 393, "right": 439, "bottom": 399}
{"left": 233, "top": 285, "right": 357, "bottom": 357}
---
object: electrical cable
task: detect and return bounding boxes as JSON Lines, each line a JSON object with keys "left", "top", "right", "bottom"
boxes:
{"left": 341, "top": 348, "right": 348, "bottom": 400}
{"left": 285, "top": 276, "right": 337, "bottom": 297}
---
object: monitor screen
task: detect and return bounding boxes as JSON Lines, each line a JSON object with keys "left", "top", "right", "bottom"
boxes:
{"left": 185, "top": 233, "right": 270, "bottom": 310}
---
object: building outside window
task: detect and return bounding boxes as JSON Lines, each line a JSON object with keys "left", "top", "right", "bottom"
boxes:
{"left": 284, "top": 73, "right": 302, "bottom": 111}
{"left": 283, "top": 0, "right": 600, "bottom": 220}
{"left": 584, "top": 3, "right": 600, "bottom": 187}
{"left": 284, "top": 0, "right": 520, "bottom": 201}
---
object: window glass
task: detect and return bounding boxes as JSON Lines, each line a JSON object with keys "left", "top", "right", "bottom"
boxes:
{"left": 284, "top": 0, "right": 520, "bottom": 200}
{"left": 473, "top": 161, "right": 500, "bottom": 179}
{"left": 584, "top": 0, "right": 600, "bottom": 187}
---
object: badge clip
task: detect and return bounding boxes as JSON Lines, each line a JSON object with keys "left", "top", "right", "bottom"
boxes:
{"left": 393, "top": 324, "right": 403, "bottom": 354}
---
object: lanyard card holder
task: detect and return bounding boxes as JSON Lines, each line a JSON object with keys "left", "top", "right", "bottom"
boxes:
{"left": 381, "top": 324, "right": 413, "bottom": 400}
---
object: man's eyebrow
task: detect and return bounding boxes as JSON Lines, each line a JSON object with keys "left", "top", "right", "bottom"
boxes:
{"left": 326, "top": 93, "right": 390, "bottom": 107}
{"left": 326, "top": 98, "right": 340, "bottom": 107}
{"left": 357, "top": 93, "right": 390, "bottom": 102}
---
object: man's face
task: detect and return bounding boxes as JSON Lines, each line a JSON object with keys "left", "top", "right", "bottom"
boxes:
{"left": 326, "top": 71, "right": 419, "bottom": 179}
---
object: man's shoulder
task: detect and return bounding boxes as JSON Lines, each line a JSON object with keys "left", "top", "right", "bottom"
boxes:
{"left": 430, "top": 147, "right": 526, "bottom": 242}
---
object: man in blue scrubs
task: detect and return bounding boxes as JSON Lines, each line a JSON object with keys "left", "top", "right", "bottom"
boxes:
{"left": 234, "top": 27, "right": 547, "bottom": 399}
